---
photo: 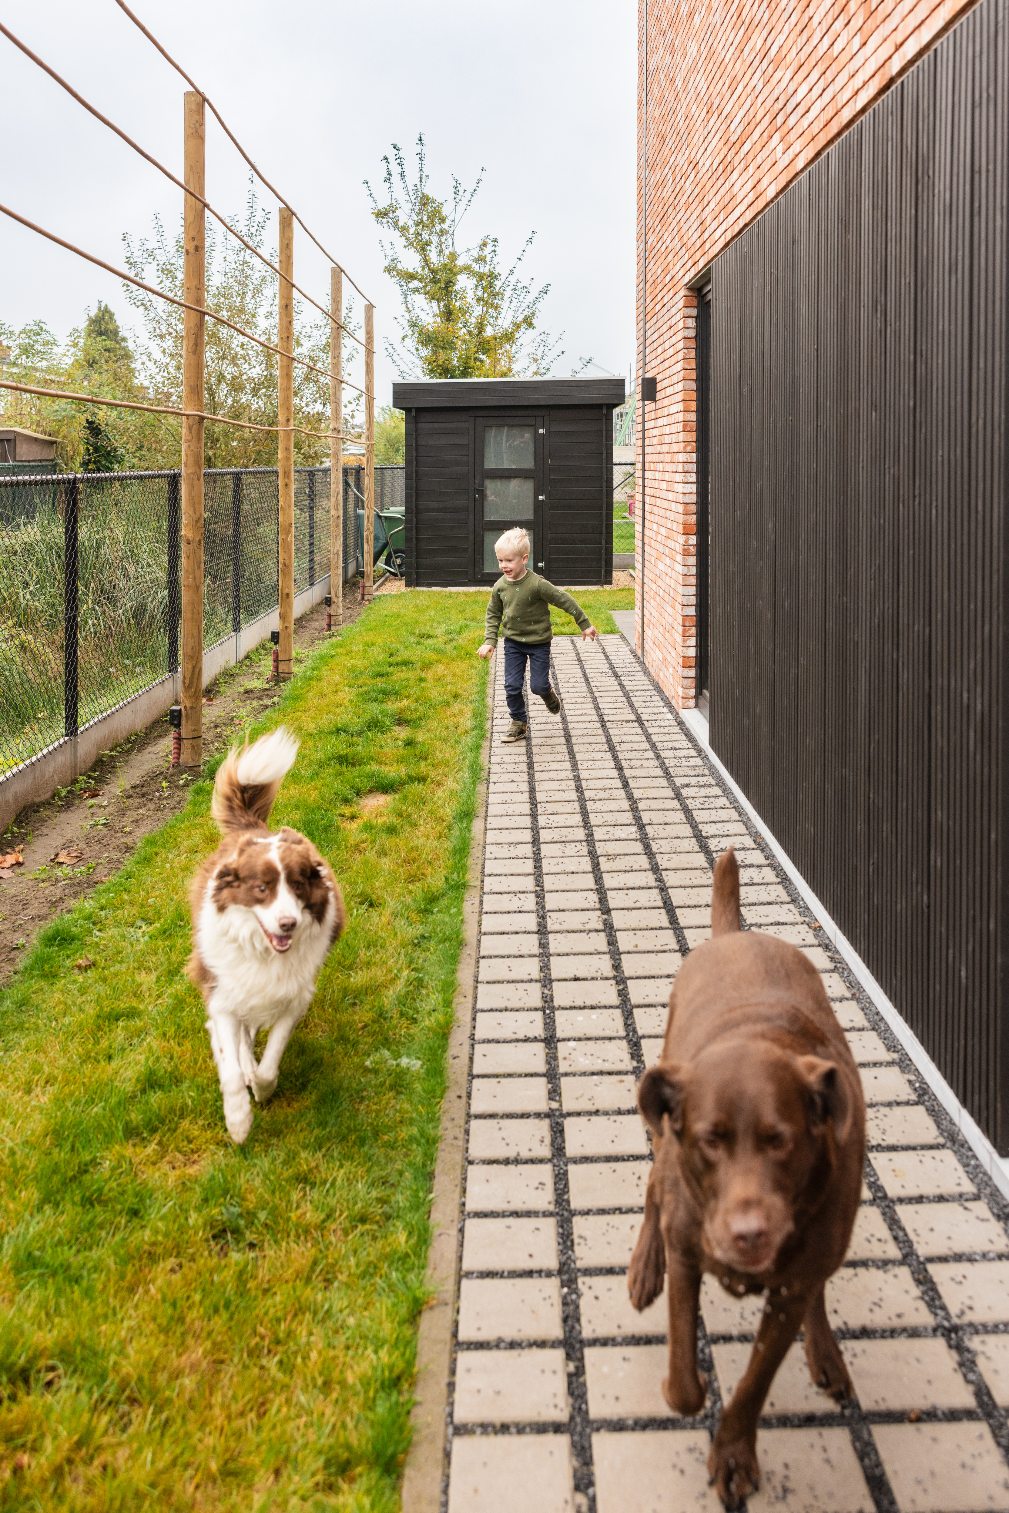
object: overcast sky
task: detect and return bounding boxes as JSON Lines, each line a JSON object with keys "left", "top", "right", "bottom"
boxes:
{"left": 1, "top": 0, "right": 635, "bottom": 409}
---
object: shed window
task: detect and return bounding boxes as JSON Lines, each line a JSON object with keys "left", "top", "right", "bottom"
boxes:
{"left": 484, "top": 425, "right": 534, "bottom": 469}
{"left": 485, "top": 476, "right": 535, "bottom": 518}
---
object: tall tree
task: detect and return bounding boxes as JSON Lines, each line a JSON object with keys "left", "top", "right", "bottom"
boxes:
{"left": 366, "top": 136, "right": 566, "bottom": 379}
{"left": 0, "top": 314, "right": 144, "bottom": 470}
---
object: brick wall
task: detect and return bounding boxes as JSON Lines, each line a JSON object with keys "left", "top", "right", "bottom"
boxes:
{"left": 637, "top": 0, "right": 978, "bottom": 707}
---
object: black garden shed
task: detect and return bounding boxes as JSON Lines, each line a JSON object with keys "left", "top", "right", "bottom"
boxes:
{"left": 392, "top": 377, "right": 626, "bottom": 588}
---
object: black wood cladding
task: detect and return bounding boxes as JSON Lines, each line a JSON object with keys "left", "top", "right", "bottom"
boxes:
{"left": 708, "top": 0, "right": 1009, "bottom": 1149}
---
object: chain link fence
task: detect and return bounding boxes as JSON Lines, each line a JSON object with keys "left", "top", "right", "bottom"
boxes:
{"left": 0, "top": 463, "right": 361, "bottom": 781}
{"left": 612, "top": 461, "right": 635, "bottom": 558}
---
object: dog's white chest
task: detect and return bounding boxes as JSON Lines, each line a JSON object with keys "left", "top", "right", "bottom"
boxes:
{"left": 197, "top": 895, "right": 333, "bottom": 1029}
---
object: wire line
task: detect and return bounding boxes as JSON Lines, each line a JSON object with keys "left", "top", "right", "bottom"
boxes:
{"left": 0, "top": 377, "right": 364, "bottom": 442}
{"left": 0, "top": 17, "right": 365, "bottom": 346}
{"left": 112, "top": 0, "right": 374, "bottom": 308}
{"left": 0, "top": 200, "right": 370, "bottom": 399}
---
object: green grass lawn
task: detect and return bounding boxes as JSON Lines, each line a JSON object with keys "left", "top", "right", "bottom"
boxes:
{"left": 0, "top": 587, "right": 631, "bottom": 1512}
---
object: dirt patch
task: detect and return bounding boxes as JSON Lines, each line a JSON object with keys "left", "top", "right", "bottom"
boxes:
{"left": 358, "top": 792, "right": 392, "bottom": 815}
{"left": 0, "top": 597, "right": 364, "bottom": 988}
{"left": 611, "top": 569, "right": 635, "bottom": 589}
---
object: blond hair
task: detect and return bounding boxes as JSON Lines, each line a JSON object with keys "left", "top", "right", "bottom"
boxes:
{"left": 495, "top": 527, "right": 531, "bottom": 559}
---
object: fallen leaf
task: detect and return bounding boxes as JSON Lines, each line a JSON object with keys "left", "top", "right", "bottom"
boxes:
{"left": 52, "top": 847, "right": 84, "bottom": 865}
{"left": 74, "top": 956, "right": 95, "bottom": 972}
{"left": 0, "top": 846, "right": 24, "bottom": 870}
{"left": 81, "top": 788, "right": 101, "bottom": 799}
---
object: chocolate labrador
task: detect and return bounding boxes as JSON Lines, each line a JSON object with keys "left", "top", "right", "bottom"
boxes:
{"left": 627, "top": 848, "right": 865, "bottom": 1508}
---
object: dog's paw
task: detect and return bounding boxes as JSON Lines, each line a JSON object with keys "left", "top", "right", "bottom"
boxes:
{"left": 708, "top": 1432, "right": 760, "bottom": 1510}
{"left": 627, "top": 1230, "right": 665, "bottom": 1311}
{"left": 662, "top": 1370, "right": 707, "bottom": 1417}
{"left": 805, "top": 1335, "right": 853, "bottom": 1401}
{"left": 249, "top": 1072, "right": 278, "bottom": 1105}
{"left": 224, "top": 1089, "right": 254, "bottom": 1144}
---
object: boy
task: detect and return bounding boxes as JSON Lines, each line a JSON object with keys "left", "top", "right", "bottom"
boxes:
{"left": 477, "top": 527, "right": 598, "bottom": 742}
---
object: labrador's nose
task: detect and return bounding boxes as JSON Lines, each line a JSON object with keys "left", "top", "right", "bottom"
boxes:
{"left": 729, "top": 1209, "right": 769, "bottom": 1257}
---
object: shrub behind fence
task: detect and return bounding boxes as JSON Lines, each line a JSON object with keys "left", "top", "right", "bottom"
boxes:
{"left": 0, "top": 463, "right": 379, "bottom": 781}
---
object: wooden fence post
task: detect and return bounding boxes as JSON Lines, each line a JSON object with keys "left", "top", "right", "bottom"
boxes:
{"left": 277, "top": 206, "right": 295, "bottom": 678}
{"left": 330, "top": 267, "right": 343, "bottom": 628}
{"left": 362, "top": 302, "right": 375, "bottom": 601}
{"left": 181, "top": 89, "right": 205, "bottom": 764}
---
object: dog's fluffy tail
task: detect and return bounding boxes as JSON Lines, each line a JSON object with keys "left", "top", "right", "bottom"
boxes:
{"left": 211, "top": 726, "right": 299, "bottom": 833}
{"left": 711, "top": 847, "right": 741, "bottom": 936}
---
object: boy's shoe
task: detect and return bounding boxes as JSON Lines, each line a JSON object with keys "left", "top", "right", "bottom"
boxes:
{"left": 501, "top": 720, "right": 527, "bottom": 743}
{"left": 543, "top": 688, "right": 561, "bottom": 715}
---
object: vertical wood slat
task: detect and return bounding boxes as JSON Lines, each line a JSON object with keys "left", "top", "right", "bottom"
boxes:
{"left": 707, "top": 0, "right": 1008, "bottom": 1151}
{"left": 362, "top": 303, "right": 375, "bottom": 600}
{"left": 180, "top": 90, "right": 205, "bottom": 763}
{"left": 329, "top": 267, "right": 344, "bottom": 628}
{"left": 991, "top": 0, "right": 1009, "bottom": 1144}
{"left": 277, "top": 206, "right": 295, "bottom": 678}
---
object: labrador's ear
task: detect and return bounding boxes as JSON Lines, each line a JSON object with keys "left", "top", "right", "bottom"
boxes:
{"left": 797, "top": 1055, "right": 857, "bottom": 1146}
{"left": 638, "top": 1062, "right": 689, "bottom": 1137}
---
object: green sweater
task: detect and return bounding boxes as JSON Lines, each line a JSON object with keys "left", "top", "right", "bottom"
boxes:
{"left": 483, "top": 571, "right": 591, "bottom": 646}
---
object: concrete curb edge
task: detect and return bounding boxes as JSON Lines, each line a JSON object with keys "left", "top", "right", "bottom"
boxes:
{"left": 399, "top": 672, "right": 490, "bottom": 1511}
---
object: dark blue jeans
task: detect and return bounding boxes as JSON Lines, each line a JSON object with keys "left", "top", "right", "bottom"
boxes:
{"left": 503, "top": 637, "right": 552, "bottom": 722}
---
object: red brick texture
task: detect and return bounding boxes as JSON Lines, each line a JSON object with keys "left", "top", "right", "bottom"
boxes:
{"left": 636, "top": 0, "right": 978, "bottom": 708}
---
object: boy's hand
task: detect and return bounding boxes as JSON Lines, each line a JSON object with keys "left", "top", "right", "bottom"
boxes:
{"left": 582, "top": 626, "right": 598, "bottom": 641}
{"left": 477, "top": 643, "right": 495, "bottom": 659}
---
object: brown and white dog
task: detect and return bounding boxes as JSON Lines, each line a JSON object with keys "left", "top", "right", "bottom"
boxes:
{"left": 188, "top": 727, "right": 344, "bottom": 1144}
{"left": 628, "top": 848, "right": 865, "bottom": 1509}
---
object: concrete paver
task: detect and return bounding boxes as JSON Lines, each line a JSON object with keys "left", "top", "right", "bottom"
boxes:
{"left": 430, "top": 634, "right": 1009, "bottom": 1512}
{"left": 454, "top": 1346, "right": 570, "bottom": 1422}
{"left": 461, "top": 1215, "right": 559, "bottom": 1271}
{"left": 448, "top": 1434, "right": 575, "bottom": 1513}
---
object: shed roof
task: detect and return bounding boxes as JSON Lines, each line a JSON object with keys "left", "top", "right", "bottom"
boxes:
{"left": 0, "top": 427, "right": 57, "bottom": 444}
{"left": 391, "top": 377, "right": 625, "bottom": 410}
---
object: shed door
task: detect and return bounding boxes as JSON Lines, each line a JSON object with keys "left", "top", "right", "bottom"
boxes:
{"left": 475, "top": 415, "right": 544, "bottom": 580}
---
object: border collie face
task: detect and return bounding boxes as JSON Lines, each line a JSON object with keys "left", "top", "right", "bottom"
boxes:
{"left": 210, "top": 830, "right": 333, "bottom": 955}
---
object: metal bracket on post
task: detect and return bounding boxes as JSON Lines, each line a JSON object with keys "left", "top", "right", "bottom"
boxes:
{"left": 169, "top": 704, "right": 182, "bottom": 766}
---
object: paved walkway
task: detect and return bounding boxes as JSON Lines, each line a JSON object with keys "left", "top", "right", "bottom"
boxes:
{"left": 437, "top": 633, "right": 1009, "bottom": 1513}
